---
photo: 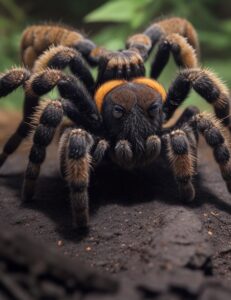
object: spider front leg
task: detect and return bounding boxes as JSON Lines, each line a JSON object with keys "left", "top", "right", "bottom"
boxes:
{"left": 162, "top": 129, "right": 196, "bottom": 201}
{"left": 59, "top": 128, "right": 94, "bottom": 229}
{"left": 22, "top": 96, "right": 95, "bottom": 201}
{"left": 191, "top": 113, "right": 231, "bottom": 192}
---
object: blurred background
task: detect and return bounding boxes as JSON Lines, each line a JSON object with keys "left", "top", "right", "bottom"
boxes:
{"left": 0, "top": 0, "right": 230, "bottom": 110}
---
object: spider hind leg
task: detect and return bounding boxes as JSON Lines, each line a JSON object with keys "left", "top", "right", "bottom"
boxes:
{"left": 151, "top": 33, "right": 198, "bottom": 79}
{"left": 22, "top": 100, "right": 63, "bottom": 201}
{"left": 191, "top": 112, "right": 231, "bottom": 192}
{"left": 164, "top": 68, "right": 231, "bottom": 130}
{"left": 0, "top": 68, "right": 31, "bottom": 168}
{"left": 33, "top": 46, "right": 95, "bottom": 93}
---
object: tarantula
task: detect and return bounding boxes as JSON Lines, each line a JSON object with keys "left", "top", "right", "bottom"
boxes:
{"left": 0, "top": 17, "right": 231, "bottom": 229}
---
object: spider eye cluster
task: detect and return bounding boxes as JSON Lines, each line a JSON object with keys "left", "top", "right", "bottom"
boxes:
{"left": 113, "top": 105, "right": 125, "bottom": 119}
{"left": 148, "top": 102, "right": 161, "bottom": 118}
{"left": 111, "top": 99, "right": 162, "bottom": 120}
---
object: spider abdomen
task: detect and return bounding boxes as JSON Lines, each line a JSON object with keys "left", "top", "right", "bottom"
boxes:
{"left": 21, "top": 24, "right": 95, "bottom": 68}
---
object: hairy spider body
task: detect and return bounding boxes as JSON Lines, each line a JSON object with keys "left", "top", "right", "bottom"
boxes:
{"left": 5, "top": 66, "right": 229, "bottom": 229}
{"left": 0, "top": 16, "right": 200, "bottom": 167}
{"left": 0, "top": 17, "right": 231, "bottom": 229}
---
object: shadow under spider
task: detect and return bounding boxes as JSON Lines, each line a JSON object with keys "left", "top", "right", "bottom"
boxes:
{"left": 1, "top": 161, "right": 231, "bottom": 241}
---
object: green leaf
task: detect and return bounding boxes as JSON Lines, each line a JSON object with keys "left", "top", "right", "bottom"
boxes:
{"left": 0, "top": 0, "right": 25, "bottom": 22}
{"left": 221, "top": 20, "right": 231, "bottom": 34}
{"left": 92, "top": 25, "right": 131, "bottom": 49}
{"left": 85, "top": 1, "right": 135, "bottom": 23}
{"left": 199, "top": 30, "right": 231, "bottom": 49}
{"left": 85, "top": 0, "right": 153, "bottom": 23}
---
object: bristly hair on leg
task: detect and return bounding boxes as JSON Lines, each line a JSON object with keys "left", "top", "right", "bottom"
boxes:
{"left": 22, "top": 99, "right": 64, "bottom": 202}
{"left": 164, "top": 68, "right": 231, "bottom": 130}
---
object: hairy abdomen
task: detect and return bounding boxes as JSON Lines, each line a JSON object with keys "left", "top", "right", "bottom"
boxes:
{"left": 21, "top": 25, "right": 84, "bottom": 69}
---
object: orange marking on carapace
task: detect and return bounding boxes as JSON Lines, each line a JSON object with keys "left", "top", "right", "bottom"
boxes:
{"left": 94, "top": 77, "right": 166, "bottom": 111}
{"left": 94, "top": 80, "right": 126, "bottom": 111}
{"left": 132, "top": 77, "right": 166, "bottom": 102}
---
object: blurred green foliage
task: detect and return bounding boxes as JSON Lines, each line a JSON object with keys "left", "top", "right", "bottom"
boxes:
{"left": 0, "top": 0, "right": 230, "bottom": 110}
{"left": 85, "top": 0, "right": 231, "bottom": 56}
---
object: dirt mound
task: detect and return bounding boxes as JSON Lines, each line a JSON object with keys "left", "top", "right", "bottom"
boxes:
{"left": 0, "top": 114, "right": 231, "bottom": 299}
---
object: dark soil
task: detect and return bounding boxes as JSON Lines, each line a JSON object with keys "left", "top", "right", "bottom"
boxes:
{"left": 0, "top": 114, "right": 231, "bottom": 299}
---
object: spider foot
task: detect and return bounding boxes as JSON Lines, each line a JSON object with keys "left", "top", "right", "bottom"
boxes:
{"left": 22, "top": 179, "right": 36, "bottom": 203}
{"left": 71, "top": 191, "right": 90, "bottom": 229}
{"left": 178, "top": 181, "right": 195, "bottom": 202}
{"left": 226, "top": 180, "right": 231, "bottom": 193}
{"left": 0, "top": 153, "right": 7, "bottom": 168}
